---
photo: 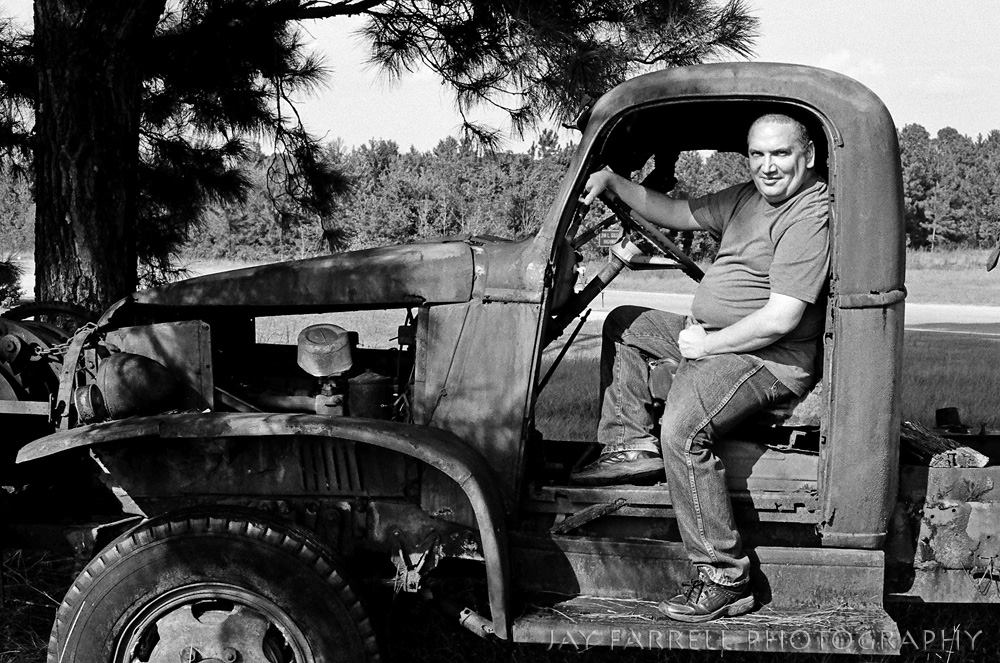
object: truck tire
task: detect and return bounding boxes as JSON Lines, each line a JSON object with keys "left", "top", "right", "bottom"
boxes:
{"left": 48, "top": 510, "right": 380, "bottom": 663}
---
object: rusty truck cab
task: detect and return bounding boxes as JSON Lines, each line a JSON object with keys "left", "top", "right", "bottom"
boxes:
{"left": 501, "top": 63, "right": 906, "bottom": 650}
{"left": 528, "top": 62, "right": 904, "bottom": 541}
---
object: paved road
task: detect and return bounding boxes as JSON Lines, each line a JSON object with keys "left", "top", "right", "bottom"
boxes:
{"left": 586, "top": 290, "right": 1000, "bottom": 337}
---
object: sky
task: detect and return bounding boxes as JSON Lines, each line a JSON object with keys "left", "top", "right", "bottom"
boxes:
{"left": 5, "top": 1, "right": 1000, "bottom": 151}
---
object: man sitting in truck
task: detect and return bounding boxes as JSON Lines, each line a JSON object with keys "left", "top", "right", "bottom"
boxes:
{"left": 570, "top": 113, "right": 830, "bottom": 622}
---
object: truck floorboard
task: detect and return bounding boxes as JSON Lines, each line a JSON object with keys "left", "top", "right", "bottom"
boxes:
{"left": 512, "top": 596, "right": 901, "bottom": 655}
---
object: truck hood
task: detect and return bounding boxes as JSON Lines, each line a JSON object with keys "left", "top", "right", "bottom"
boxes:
{"left": 133, "top": 242, "right": 476, "bottom": 312}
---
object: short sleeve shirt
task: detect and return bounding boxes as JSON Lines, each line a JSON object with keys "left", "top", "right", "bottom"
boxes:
{"left": 688, "top": 176, "right": 830, "bottom": 395}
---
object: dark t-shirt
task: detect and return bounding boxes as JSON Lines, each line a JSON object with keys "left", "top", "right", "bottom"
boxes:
{"left": 688, "top": 176, "right": 830, "bottom": 395}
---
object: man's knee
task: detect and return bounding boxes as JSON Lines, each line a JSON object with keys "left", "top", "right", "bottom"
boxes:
{"left": 659, "top": 371, "right": 716, "bottom": 456}
{"left": 660, "top": 409, "right": 702, "bottom": 453}
{"left": 603, "top": 305, "right": 647, "bottom": 341}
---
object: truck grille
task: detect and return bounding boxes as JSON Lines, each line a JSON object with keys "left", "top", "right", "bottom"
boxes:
{"left": 298, "top": 438, "right": 364, "bottom": 493}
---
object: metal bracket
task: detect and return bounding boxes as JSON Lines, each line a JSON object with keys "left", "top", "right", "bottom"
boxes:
{"left": 767, "top": 429, "right": 819, "bottom": 455}
{"left": 550, "top": 497, "right": 628, "bottom": 534}
{"left": 54, "top": 323, "right": 98, "bottom": 430}
{"left": 391, "top": 529, "right": 438, "bottom": 593}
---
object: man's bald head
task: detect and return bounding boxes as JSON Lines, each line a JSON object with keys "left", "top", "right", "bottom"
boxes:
{"left": 746, "top": 113, "right": 817, "bottom": 203}
{"left": 748, "top": 114, "right": 812, "bottom": 151}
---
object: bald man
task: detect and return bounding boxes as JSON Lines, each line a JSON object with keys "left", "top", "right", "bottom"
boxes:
{"left": 572, "top": 114, "right": 830, "bottom": 622}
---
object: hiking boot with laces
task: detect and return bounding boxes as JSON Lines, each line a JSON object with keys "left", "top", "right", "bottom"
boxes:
{"left": 658, "top": 572, "right": 754, "bottom": 623}
{"left": 569, "top": 450, "right": 664, "bottom": 485}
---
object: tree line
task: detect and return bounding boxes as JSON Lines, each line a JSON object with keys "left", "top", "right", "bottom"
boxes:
{"left": 177, "top": 130, "right": 577, "bottom": 268}
{"left": 899, "top": 124, "right": 1000, "bottom": 250}
{"left": 2, "top": 121, "right": 996, "bottom": 282}
{"left": 109, "top": 121, "right": 1000, "bottom": 262}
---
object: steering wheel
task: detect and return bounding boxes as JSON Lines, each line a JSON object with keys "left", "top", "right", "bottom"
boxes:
{"left": 572, "top": 192, "right": 704, "bottom": 282}
{"left": 600, "top": 194, "right": 704, "bottom": 281}
{"left": 546, "top": 191, "right": 699, "bottom": 345}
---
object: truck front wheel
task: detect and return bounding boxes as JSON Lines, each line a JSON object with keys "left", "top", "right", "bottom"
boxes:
{"left": 48, "top": 511, "right": 379, "bottom": 663}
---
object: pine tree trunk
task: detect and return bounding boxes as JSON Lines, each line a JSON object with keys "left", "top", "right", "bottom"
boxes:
{"left": 33, "top": 0, "right": 164, "bottom": 312}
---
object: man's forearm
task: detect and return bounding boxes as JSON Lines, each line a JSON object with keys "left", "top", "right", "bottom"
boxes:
{"left": 582, "top": 170, "right": 701, "bottom": 232}
{"left": 610, "top": 176, "right": 698, "bottom": 231}
{"left": 703, "top": 309, "right": 792, "bottom": 354}
{"left": 680, "top": 294, "right": 807, "bottom": 359}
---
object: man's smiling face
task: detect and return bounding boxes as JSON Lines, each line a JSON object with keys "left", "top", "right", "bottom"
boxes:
{"left": 747, "top": 119, "right": 815, "bottom": 204}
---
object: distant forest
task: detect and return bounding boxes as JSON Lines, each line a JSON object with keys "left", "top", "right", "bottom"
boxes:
{"left": 1, "top": 123, "right": 997, "bottom": 270}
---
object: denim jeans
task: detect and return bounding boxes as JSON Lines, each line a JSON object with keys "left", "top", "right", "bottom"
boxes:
{"left": 597, "top": 306, "right": 794, "bottom": 586}
{"left": 597, "top": 306, "right": 686, "bottom": 455}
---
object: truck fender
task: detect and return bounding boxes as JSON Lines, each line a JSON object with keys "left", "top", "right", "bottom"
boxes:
{"left": 17, "top": 412, "right": 512, "bottom": 638}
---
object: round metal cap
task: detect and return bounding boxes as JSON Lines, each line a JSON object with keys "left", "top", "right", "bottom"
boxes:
{"left": 297, "top": 324, "right": 353, "bottom": 377}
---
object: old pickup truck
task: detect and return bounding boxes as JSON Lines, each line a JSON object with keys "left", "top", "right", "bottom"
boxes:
{"left": 2, "top": 62, "right": 997, "bottom": 661}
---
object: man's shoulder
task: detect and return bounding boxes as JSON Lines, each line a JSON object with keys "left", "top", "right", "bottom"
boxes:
{"left": 770, "top": 178, "right": 830, "bottom": 244}
{"left": 778, "top": 177, "right": 829, "bottom": 223}
{"left": 713, "top": 180, "right": 758, "bottom": 201}
{"left": 792, "top": 176, "right": 829, "bottom": 206}
{"left": 701, "top": 180, "right": 759, "bottom": 213}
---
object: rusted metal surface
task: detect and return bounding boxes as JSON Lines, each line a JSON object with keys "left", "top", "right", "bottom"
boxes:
{"left": 916, "top": 501, "right": 1000, "bottom": 569}
{"left": 894, "top": 568, "right": 1000, "bottom": 604}
{"left": 528, "top": 439, "right": 820, "bottom": 524}
{"left": 96, "top": 436, "right": 380, "bottom": 498}
{"left": 413, "top": 297, "right": 541, "bottom": 509}
{"left": 511, "top": 534, "right": 886, "bottom": 610}
{"left": 130, "top": 242, "right": 477, "bottom": 312}
{"left": 106, "top": 321, "right": 213, "bottom": 407}
{"left": 0, "top": 400, "right": 49, "bottom": 416}
{"left": 900, "top": 420, "right": 989, "bottom": 468}
{"left": 820, "top": 305, "right": 903, "bottom": 548}
{"left": 889, "top": 465, "right": 1000, "bottom": 602}
{"left": 83, "top": 353, "right": 186, "bottom": 421}
{"left": 54, "top": 323, "right": 96, "bottom": 430}
{"left": 550, "top": 498, "right": 627, "bottom": 534}
{"left": 528, "top": 484, "right": 819, "bottom": 525}
{"left": 148, "top": 604, "right": 270, "bottom": 663}
{"left": 16, "top": 412, "right": 513, "bottom": 638}
{"left": 368, "top": 500, "right": 483, "bottom": 559}
{"left": 512, "top": 596, "right": 900, "bottom": 655}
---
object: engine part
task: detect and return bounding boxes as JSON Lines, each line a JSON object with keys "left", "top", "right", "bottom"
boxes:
{"left": 83, "top": 352, "right": 185, "bottom": 421}
{"left": 297, "top": 324, "right": 352, "bottom": 377}
{"left": 347, "top": 371, "right": 393, "bottom": 419}
{"left": 0, "top": 334, "right": 29, "bottom": 371}
{"left": 74, "top": 383, "right": 108, "bottom": 423}
{"left": 315, "top": 380, "right": 345, "bottom": 416}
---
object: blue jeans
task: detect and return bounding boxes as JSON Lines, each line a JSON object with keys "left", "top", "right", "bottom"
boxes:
{"left": 597, "top": 306, "right": 794, "bottom": 586}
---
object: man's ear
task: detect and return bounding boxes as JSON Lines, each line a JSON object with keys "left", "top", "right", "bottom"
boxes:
{"left": 805, "top": 141, "right": 816, "bottom": 169}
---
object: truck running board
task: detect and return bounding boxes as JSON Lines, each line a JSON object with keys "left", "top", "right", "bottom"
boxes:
{"left": 511, "top": 597, "right": 901, "bottom": 655}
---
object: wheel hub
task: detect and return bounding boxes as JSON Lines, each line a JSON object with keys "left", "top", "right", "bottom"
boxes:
{"left": 147, "top": 603, "right": 271, "bottom": 663}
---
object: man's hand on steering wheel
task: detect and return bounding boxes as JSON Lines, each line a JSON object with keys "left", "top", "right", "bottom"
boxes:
{"left": 579, "top": 167, "right": 620, "bottom": 207}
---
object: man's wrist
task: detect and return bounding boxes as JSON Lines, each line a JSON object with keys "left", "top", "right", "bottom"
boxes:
{"left": 701, "top": 330, "right": 717, "bottom": 356}
{"left": 605, "top": 172, "right": 624, "bottom": 198}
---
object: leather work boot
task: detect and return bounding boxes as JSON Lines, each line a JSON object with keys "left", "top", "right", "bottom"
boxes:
{"left": 569, "top": 450, "right": 664, "bottom": 485}
{"left": 658, "top": 572, "right": 755, "bottom": 623}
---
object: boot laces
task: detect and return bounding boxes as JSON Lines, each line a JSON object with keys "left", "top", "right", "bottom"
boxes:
{"left": 681, "top": 577, "right": 707, "bottom": 602}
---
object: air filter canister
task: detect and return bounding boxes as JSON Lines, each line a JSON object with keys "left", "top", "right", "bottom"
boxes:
{"left": 297, "top": 324, "right": 353, "bottom": 377}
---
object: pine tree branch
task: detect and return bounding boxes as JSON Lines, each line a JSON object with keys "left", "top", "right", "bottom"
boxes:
{"left": 292, "top": 0, "right": 386, "bottom": 20}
